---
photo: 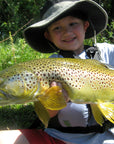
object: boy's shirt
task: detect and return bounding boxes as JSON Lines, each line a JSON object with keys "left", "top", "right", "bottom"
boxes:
{"left": 50, "top": 43, "right": 114, "bottom": 66}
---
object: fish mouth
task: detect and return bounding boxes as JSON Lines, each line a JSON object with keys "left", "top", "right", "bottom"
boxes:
{"left": 0, "top": 89, "right": 16, "bottom": 105}
{"left": 0, "top": 89, "right": 32, "bottom": 105}
{"left": 0, "top": 89, "right": 13, "bottom": 99}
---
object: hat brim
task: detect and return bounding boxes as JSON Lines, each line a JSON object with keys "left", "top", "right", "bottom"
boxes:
{"left": 24, "top": 0, "right": 108, "bottom": 53}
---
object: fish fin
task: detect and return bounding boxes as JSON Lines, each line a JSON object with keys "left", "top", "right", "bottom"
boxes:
{"left": 38, "top": 86, "right": 67, "bottom": 110}
{"left": 34, "top": 101, "right": 50, "bottom": 128}
{"left": 90, "top": 104, "right": 105, "bottom": 126}
{"left": 97, "top": 100, "right": 114, "bottom": 124}
{"left": 103, "top": 63, "right": 114, "bottom": 70}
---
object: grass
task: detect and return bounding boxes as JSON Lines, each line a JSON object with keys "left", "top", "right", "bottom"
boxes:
{"left": 0, "top": 38, "right": 51, "bottom": 70}
{"left": 0, "top": 38, "right": 51, "bottom": 130}
{"left": 0, "top": 104, "right": 37, "bottom": 130}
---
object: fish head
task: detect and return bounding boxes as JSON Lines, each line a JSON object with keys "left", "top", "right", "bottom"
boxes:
{"left": 0, "top": 70, "right": 41, "bottom": 105}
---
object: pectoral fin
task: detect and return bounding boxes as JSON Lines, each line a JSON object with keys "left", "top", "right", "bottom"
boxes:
{"left": 97, "top": 100, "right": 114, "bottom": 124}
{"left": 90, "top": 104, "right": 104, "bottom": 126}
{"left": 38, "top": 86, "right": 67, "bottom": 110}
{"left": 91, "top": 100, "right": 114, "bottom": 126}
{"left": 34, "top": 101, "right": 50, "bottom": 128}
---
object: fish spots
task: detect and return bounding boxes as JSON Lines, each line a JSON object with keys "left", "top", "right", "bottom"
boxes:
{"left": 45, "top": 81, "right": 48, "bottom": 84}
{"left": 4, "top": 70, "right": 38, "bottom": 92}
{"left": 8, "top": 74, "right": 21, "bottom": 82}
{"left": 85, "top": 71, "right": 114, "bottom": 90}
{"left": 6, "top": 73, "right": 25, "bottom": 89}
{"left": 43, "top": 74, "right": 46, "bottom": 77}
{"left": 22, "top": 72, "right": 38, "bottom": 90}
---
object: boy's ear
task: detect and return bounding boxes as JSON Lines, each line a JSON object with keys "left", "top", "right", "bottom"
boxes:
{"left": 44, "top": 31, "right": 50, "bottom": 41}
{"left": 84, "top": 21, "right": 89, "bottom": 31}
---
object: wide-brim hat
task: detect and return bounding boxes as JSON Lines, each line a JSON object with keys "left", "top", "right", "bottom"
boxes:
{"left": 24, "top": 0, "right": 108, "bottom": 53}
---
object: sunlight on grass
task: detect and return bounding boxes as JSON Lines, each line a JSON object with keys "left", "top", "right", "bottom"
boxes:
{"left": 0, "top": 38, "right": 51, "bottom": 70}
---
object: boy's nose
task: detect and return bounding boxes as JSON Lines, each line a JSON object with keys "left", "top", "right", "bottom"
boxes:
{"left": 63, "top": 27, "right": 72, "bottom": 34}
{"left": 63, "top": 27, "right": 71, "bottom": 33}
{"left": 62, "top": 27, "right": 73, "bottom": 37}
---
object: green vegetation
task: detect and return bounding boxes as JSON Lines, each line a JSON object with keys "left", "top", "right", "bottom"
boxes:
{"left": 0, "top": 38, "right": 51, "bottom": 70}
{"left": 0, "top": 0, "right": 47, "bottom": 39}
{"left": 0, "top": 0, "right": 114, "bottom": 42}
{"left": 0, "top": 104, "right": 37, "bottom": 130}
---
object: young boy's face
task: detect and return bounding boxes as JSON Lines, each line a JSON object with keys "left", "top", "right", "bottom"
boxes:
{"left": 44, "top": 16, "right": 89, "bottom": 55}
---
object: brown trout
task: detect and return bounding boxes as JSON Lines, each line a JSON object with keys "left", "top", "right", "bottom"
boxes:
{"left": 0, "top": 58, "right": 114, "bottom": 127}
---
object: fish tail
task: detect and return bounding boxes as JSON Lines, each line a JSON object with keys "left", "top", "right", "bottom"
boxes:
{"left": 34, "top": 101, "right": 50, "bottom": 128}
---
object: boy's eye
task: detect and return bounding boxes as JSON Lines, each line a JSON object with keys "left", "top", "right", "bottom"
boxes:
{"left": 69, "top": 22, "right": 77, "bottom": 26}
{"left": 53, "top": 26, "right": 61, "bottom": 31}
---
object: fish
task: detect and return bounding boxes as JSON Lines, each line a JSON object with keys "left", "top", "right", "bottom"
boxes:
{"left": 0, "top": 58, "right": 114, "bottom": 127}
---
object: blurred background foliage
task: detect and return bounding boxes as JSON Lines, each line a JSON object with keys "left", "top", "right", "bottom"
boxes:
{"left": 0, "top": 0, "right": 114, "bottom": 43}
{"left": 0, "top": 0, "right": 46, "bottom": 41}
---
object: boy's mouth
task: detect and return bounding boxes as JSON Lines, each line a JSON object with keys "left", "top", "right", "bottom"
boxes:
{"left": 63, "top": 37, "right": 76, "bottom": 43}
